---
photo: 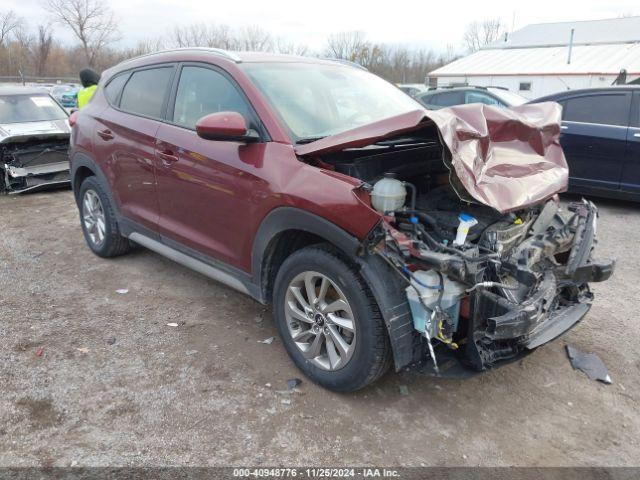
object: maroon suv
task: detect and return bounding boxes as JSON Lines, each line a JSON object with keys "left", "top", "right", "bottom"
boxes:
{"left": 70, "top": 49, "right": 613, "bottom": 391}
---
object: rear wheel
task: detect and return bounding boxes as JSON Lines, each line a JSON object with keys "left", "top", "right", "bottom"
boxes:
{"left": 273, "top": 246, "right": 391, "bottom": 392}
{"left": 78, "top": 176, "right": 130, "bottom": 258}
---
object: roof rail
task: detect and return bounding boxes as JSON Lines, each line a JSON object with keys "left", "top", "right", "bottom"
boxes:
{"left": 120, "top": 47, "right": 242, "bottom": 66}
{"left": 322, "top": 58, "right": 368, "bottom": 71}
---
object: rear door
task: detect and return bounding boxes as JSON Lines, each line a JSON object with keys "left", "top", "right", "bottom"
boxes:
{"left": 94, "top": 65, "right": 175, "bottom": 232}
{"left": 621, "top": 91, "right": 640, "bottom": 195}
{"left": 559, "top": 92, "right": 632, "bottom": 192}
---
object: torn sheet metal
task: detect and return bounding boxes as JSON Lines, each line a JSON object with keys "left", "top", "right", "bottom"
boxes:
{"left": 566, "top": 345, "right": 612, "bottom": 384}
{"left": 295, "top": 103, "right": 568, "bottom": 214}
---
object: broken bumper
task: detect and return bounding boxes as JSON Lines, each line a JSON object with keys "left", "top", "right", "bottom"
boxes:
{"left": 2, "top": 160, "right": 70, "bottom": 194}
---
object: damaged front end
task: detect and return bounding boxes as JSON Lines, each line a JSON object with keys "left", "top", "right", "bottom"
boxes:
{"left": 1, "top": 121, "right": 71, "bottom": 194}
{"left": 376, "top": 196, "right": 613, "bottom": 373}
{"left": 297, "top": 102, "right": 614, "bottom": 374}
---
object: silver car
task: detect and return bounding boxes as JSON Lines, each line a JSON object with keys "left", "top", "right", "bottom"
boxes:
{"left": 0, "top": 86, "right": 71, "bottom": 193}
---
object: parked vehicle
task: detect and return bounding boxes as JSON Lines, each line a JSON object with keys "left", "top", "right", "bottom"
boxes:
{"left": 416, "top": 86, "right": 528, "bottom": 110}
{"left": 531, "top": 87, "right": 640, "bottom": 201}
{"left": 69, "top": 49, "right": 613, "bottom": 392}
{"left": 397, "top": 83, "right": 428, "bottom": 97}
{"left": 51, "top": 84, "right": 80, "bottom": 108}
{"left": 0, "top": 86, "right": 71, "bottom": 193}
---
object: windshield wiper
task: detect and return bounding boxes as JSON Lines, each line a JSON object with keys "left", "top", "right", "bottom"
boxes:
{"left": 295, "top": 136, "right": 326, "bottom": 145}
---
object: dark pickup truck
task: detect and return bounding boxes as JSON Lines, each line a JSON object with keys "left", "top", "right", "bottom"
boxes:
{"left": 532, "top": 86, "right": 640, "bottom": 201}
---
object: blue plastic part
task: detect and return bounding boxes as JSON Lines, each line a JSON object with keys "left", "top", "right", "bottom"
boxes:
{"left": 459, "top": 212, "right": 476, "bottom": 222}
{"left": 409, "top": 216, "right": 419, "bottom": 224}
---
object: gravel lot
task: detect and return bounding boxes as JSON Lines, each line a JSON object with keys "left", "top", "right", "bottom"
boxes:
{"left": 0, "top": 189, "right": 638, "bottom": 467}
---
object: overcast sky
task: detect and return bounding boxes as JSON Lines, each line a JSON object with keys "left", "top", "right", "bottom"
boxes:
{"left": 5, "top": 0, "right": 640, "bottom": 53}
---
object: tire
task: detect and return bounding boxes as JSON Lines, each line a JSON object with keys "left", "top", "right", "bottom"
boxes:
{"left": 78, "top": 176, "right": 131, "bottom": 258}
{"left": 273, "top": 245, "right": 391, "bottom": 392}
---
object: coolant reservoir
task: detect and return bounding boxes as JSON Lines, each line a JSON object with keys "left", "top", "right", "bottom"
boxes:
{"left": 371, "top": 174, "right": 406, "bottom": 213}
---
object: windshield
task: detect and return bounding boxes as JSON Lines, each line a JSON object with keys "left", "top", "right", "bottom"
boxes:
{"left": 241, "top": 62, "right": 422, "bottom": 142}
{"left": 0, "top": 94, "right": 68, "bottom": 124}
{"left": 488, "top": 88, "right": 528, "bottom": 106}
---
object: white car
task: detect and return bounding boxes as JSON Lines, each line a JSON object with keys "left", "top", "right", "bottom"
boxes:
{"left": 0, "top": 86, "right": 70, "bottom": 193}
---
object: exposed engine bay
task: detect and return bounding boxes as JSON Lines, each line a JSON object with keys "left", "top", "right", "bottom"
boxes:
{"left": 311, "top": 131, "right": 614, "bottom": 373}
{"left": 1, "top": 138, "right": 70, "bottom": 193}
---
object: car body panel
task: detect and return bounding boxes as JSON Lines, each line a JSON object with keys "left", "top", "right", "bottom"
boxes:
{"left": 93, "top": 106, "right": 162, "bottom": 231}
{"left": 559, "top": 121, "right": 627, "bottom": 191}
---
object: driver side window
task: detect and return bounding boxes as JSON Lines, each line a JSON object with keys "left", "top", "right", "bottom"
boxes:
{"left": 172, "top": 66, "right": 250, "bottom": 130}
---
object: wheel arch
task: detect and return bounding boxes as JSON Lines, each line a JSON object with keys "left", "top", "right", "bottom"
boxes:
{"left": 70, "top": 153, "right": 120, "bottom": 217}
{"left": 252, "top": 207, "right": 417, "bottom": 371}
{"left": 252, "top": 207, "right": 362, "bottom": 304}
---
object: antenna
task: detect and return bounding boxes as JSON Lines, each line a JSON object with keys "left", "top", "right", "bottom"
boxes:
{"left": 567, "top": 28, "right": 575, "bottom": 64}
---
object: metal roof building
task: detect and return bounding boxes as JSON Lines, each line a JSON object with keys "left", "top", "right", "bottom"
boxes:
{"left": 428, "top": 16, "right": 640, "bottom": 100}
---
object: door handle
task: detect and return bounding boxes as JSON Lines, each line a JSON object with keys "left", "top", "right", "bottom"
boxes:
{"left": 97, "top": 129, "right": 114, "bottom": 140}
{"left": 158, "top": 149, "right": 179, "bottom": 165}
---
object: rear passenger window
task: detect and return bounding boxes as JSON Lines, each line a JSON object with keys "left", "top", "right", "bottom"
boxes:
{"left": 465, "top": 91, "right": 501, "bottom": 106}
{"left": 433, "top": 91, "right": 464, "bottom": 107}
{"left": 120, "top": 67, "right": 174, "bottom": 119}
{"left": 172, "top": 66, "right": 250, "bottom": 129}
{"left": 563, "top": 94, "right": 630, "bottom": 126}
{"left": 104, "top": 74, "right": 128, "bottom": 105}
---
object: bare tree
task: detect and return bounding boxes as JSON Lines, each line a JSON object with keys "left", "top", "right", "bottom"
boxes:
{"left": 33, "top": 25, "right": 54, "bottom": 76}
{"left": 237, "top": 25, "right": 272, "bottom": 51}
{"left": 463, "top": 18, "right": 504, "bottom": 52}
{"left": 325, "top": 31, "right": 367, "bottom": 61}
{"left": 275, "top": 37, "right": 308, "bottom": 56}
{"left": 0, "top": 10, "right": 22, "bottom": 47}
{"left": 44, "top": 0, "right": 119, "bottom": 67}
{"left": 171, "top": 23, "right": 235, "bottom": 49}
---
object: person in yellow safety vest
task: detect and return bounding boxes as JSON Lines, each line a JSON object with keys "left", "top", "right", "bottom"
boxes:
{"left": 77, "top": 68, "right": 101, "bottom": 109}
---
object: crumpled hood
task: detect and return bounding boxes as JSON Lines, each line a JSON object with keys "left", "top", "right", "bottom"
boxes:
{"left": 0, "top": 119, "right": 71, "bottom": 144}
{"left": 295, "top": 103, "right": 568, "bottom": 213}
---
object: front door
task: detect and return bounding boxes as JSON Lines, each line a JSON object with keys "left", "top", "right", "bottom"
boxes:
{"left": 154, "top": 64, "right": 267, "bottom": 271}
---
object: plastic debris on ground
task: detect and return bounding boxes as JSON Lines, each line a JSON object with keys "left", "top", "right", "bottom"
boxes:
{"left": 287, "top": 378, "right": 302, "bottom": 390}
{"left": 399, "top": 385, "right": 410, "bottom": 396}
{"left": 106, "top": 337, "right": 116, "bottom": 345}
{"left": 166, "top": 322, "right": 179, "bottom": 327}
{"left": 258, "top": 337, "right": 275, "bottom": 344}
{"left": 565, "top": 345, "right": 612, "bottom": 384}
{"left": 116, "top": 289, "right": 129, "bottom": 294}
{"left": 76, "top": 347, "right": 90, "bottom": 354}
{"left": 35, "top": 347, "right": 44, "bottom": 357}
{"left": 185, "top": 350, "right": 198, "bottom": 356}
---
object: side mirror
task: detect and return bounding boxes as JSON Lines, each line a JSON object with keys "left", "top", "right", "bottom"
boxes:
{"left": 195, "top": 111, "right": 259, "bottom": 142}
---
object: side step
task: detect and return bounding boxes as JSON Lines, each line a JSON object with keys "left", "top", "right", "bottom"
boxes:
{"left": 128, "top": 232, "right": 249, "bottom": 295}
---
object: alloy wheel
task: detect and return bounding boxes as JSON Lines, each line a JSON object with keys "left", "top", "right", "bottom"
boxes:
{"left": 82, "top": 189, "right": 106, "bottom": 247}
{"left": 284, "top": 271, "right": 356, "bottom": 371}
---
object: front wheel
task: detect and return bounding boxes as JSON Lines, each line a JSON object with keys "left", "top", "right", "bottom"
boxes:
{"left": 273, "top": 246, "right": 391, "bottom": 392}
